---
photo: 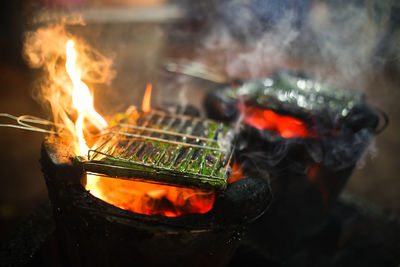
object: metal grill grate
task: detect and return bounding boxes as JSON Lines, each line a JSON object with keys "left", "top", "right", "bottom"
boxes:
{"left": 77, "top": 108, "right": 236, "bottom": 191}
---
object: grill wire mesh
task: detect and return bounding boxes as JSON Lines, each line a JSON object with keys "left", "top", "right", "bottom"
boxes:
{"left": 79, "top": 108, "right": 235, "bottom": 191}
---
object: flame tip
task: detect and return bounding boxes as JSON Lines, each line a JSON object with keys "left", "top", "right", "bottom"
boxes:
{"left": 142, "top": 83, "right": 152, "bottom": 113}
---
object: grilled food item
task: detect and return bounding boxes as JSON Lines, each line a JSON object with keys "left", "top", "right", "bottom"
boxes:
{"left": 204, "top": 70, "right": 379, "bottom": 131}
{"left": 226, "top": 71, "right": 363, "bottom": 124}
{"left": 76, "top": 107, "right": 236, "bottom": 191}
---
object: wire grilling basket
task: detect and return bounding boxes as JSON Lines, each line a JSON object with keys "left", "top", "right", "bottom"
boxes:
{"left": 76, "top": 107, "right": 236, "bottom": 191}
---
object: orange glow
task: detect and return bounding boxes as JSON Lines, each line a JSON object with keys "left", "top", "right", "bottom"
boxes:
{"left": 142, "top": 83, "right": 152, "bottom": 113}
{"left": 64, "top": 39, "right": 217, "bottom": 217}
{"left": 65, "top": 40, "right": 108, "bottom": 155}
{"left": 237, "top": 103, "right": 317, "bottom": 138}
{"left": 306, "top": 163, "right": 320, "bottom": 183}
{"left": 86, "top": 174, "right": 215, "bottom": 217}
{"left": 306, "top": 163, "right": 330, "bottom": 205}
{"left": 228, "top": 160, "right": 244, "bottom": 184}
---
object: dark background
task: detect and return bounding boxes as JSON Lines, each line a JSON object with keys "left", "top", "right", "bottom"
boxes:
{"left": 1, "top": 0, "right": 399, "bottom": 244}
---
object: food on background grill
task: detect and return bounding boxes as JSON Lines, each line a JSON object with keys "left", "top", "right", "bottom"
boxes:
{"left": 227, "top": 71, "right": 363, "bottom": 122}
{"left": 205, "top": 70, "right": 380, "bottom": 134}
{"left": 76, "top": 106, "right": 236, "bottom": 191}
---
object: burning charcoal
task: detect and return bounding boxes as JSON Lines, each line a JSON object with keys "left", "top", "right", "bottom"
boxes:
{"left": 202, "top": 70, "right": 385, "bottom": 260}
{"left": 43, "top": 136, "right": 271, "bottom": 267}
{"left": 204, "top": 70, "right": 368, "bottom": 127}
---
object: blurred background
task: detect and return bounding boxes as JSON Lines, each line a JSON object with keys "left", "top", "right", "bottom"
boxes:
{"left": 0, "top": 0, "right": 399, "bottom": 243}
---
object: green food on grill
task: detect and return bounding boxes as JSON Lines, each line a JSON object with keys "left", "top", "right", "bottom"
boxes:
{"left": 75, "top": 107, "right": 235, "bottom": 191}
{"left": 226, "top": 71, "right": 364, "bottom": 123}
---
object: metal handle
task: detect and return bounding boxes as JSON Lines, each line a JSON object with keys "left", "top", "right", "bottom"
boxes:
{"left": 371, "top": 106, "right": 389, "bottom": 135}
{"left": 0, "top": 113, "right": 58, "bottom": 134}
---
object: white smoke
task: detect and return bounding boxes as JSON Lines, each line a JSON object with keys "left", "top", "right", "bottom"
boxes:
{"left": 198, "top": 0, "right": 396, "bottom": 167}
{"left": 203, "top": 11, "right": 300, "bottom": 80}
{"left": 22, "top": 22, "right": 115, "bottom": 141}
{"left": 357, "top": 137, "right": 379, "bottom": 169}
{"left": 303, "top": 1, "right": 391, "bottom": 88}
{"left": 201, "top": 0, "right": 395, "bottom": 90}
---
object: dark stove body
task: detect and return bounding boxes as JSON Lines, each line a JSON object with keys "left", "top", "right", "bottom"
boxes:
{"left": 204, "top": 71, "right": 382, "bottom": 259}
{"left": 237, "top": 131, "right": 362, "bottom": 258}
{"left": 41, "top": 138, "right": 270, "bottom": 267}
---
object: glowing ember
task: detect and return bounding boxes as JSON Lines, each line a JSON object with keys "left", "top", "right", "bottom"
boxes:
{"left": 86, "top": 174, "right": 215, "bottom": 217}
{"left": 228, "top": 160, "right": 244, "bottom": 184}
{"left": 142, "top": 83, "right": 152, "bottom": 113}
{"left": 237, "top": 103, "right": 317, "bottom": 138}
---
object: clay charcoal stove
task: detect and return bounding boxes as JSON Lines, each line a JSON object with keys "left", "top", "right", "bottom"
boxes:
{"left": 204, "top": 70, "right": 386, "bottom": 259}
{"left": 40, "top": 107, "right": 271, "bottom": 267}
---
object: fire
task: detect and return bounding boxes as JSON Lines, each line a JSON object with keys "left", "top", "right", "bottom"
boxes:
{"left": 86, "top": 176, "right": 215, "bottom": 217}
{"left": 228, "top": 160, "right": 244, "bottom": 184}
{"left": 237, "top": 103, "right": 317, "bottom": 138}
{"left": 63, "top": 41, "right": 219, "bottom": 216}
{"left": 85, "top": 160, "right": 244, "bottom": 217}
{"left": 142, "top": 83, "right": 152, "bottom": 113}
{"left": 61, "top": 38, "right": 246, "bottom": 217}
{"left": 65, "top": 40, "right": 108, "bottom": 155}
{"left": 25, "top": 31, "right": 247, "bottom": 217}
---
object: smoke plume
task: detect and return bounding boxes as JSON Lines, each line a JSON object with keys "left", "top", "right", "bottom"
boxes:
{"left": 23, "top": 22, "right": 115, "bottom": 139}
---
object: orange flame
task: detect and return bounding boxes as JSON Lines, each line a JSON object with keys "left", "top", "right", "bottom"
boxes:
{"left": 25, "top": 31, "right": 221, "bottom": 217}
{"left": 86, "top": 175, "right": 215, "bottom": 217}
{"left": 65, "top": 40, "right": 108, "bottom": 155}
{"left": 142, "top": 83, "right": 152, "bottom": 113}
{"left": 62, "top": 39, "right": 233, "bottom": 217}
{"left": 228, "top": 160, "right": 244, "bottom": 184}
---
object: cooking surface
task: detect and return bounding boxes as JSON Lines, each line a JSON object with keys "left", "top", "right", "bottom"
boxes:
{"left": 225, "top": 71, "right": 364, "bottom": 123}
{"left": 81, "top": 108, "right": 234, "bottom": 190}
